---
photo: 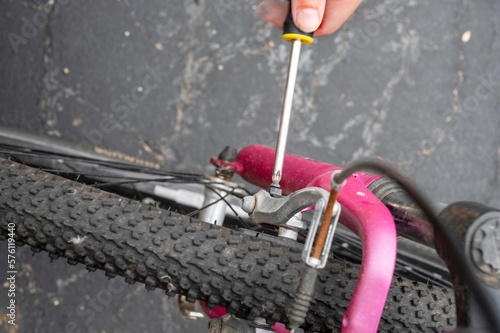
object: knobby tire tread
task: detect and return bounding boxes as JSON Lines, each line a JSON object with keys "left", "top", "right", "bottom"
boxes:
{"left": 0, "top": 158, "right": 456, "bottom": 332}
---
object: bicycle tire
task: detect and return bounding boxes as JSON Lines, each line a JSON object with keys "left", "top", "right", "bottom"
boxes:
{"left": 0, "top": 158, "right": 456, "bottom": 332}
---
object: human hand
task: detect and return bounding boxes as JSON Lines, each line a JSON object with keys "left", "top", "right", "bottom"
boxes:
{"left": 256, "top": 0, "right": 363, "bottom": 37}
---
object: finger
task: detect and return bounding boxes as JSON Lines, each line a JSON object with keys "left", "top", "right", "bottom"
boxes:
{"left": 291, "top": 0, "right": 327, "bottom": 33}
{"left": 314, "top": 0, "right": 363, "bottom": 37}
{"left": 256, "top": 1, "right": 288, "bottom": 30}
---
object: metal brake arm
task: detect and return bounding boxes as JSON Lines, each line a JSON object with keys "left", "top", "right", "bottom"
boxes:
{"left": 241, "top": 187, "right": 329, "bottom": 224}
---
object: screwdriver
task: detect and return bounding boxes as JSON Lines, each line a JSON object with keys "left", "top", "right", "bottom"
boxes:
{"left": 271, "top": 3, "right": 314, "bottom": 193}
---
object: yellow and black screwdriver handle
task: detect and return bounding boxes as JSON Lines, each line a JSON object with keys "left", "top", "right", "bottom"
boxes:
{"left": 282, "top": 2, "right": 314, "bottom": 44}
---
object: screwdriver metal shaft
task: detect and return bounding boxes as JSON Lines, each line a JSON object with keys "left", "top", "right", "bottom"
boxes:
{"left": 272, "top": 39, "right": 302, "bottom": 188}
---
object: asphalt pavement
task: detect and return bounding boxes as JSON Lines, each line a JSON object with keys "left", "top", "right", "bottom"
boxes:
{"left": 0, "top": 0, "right": 499, "bottom": 332}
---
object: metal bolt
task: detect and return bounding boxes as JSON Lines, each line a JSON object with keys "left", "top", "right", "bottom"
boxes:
{"left": 269, "top": 184, "right": 282, "bottom": 197}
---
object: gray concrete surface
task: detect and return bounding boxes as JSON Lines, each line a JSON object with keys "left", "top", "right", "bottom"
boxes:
{"left": 0, "top": 0, "right": 499, "bottom": 332}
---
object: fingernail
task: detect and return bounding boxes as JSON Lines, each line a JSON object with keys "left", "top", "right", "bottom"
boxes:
{"left": 295, "top": 8, "right": 320, "bottom": 33}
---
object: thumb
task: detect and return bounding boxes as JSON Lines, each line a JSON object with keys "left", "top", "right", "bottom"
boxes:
{"left": 292, "top": 0, "right": 326, "bottom": 33}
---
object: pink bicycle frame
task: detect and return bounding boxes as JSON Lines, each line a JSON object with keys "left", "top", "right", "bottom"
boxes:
{"left": 209, "top": 145, "right": 397, "bottom": 333}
